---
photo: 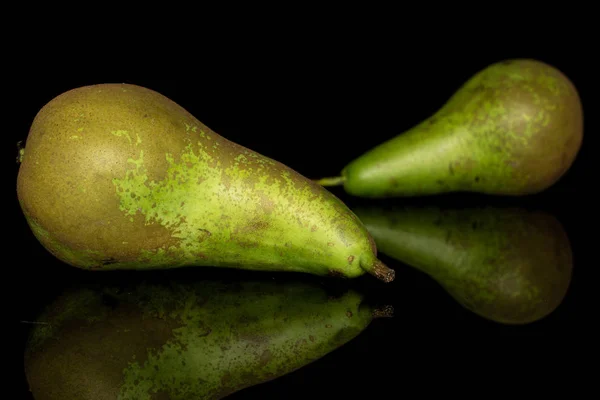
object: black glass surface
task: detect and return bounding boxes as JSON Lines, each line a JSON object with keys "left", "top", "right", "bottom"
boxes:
{"left": 13, "top": 54, "right": 592, "bottom": 398}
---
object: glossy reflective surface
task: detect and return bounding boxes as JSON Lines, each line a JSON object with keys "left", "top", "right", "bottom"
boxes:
{"left": 353, "top": 204, "right": 573, "bottom": 325}
{"left": 24, "top": 270, "right": 388, "bottom": 400}
{"left": 15, "top": 69, "right": 590, "bottom": 398}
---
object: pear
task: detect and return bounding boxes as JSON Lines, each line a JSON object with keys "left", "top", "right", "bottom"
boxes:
{"left": 24, "top": 271, "right": 392, "bottom": 399}
{"left": 16, "top": 83, "right": 394, "bottom": 282}
{"left": 317, "top": 59, "right": 583, "bottom": 197}
{"left": 352, "top": 204, "right": 573, "bottom": 324}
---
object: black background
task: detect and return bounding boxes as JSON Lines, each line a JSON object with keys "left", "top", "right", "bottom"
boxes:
{"left": 11, "top": 45, "right": 594, "bottom": 398}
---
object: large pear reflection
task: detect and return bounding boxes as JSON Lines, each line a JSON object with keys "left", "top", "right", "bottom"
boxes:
{"left": 24, "top": 272, "right": 390, "bottom": 400}
{"left": 352, "top": 205, "right": 573, "bottom": 324}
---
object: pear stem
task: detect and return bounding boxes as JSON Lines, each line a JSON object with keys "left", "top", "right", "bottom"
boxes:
{"left": 360, "top": 257, "right": 395, "bottom": 283}
{"left": 372, "top": 305, "right": 394, "bottom": 319}
{"left": 314, "top": 176, "right": 345, "bottom": 187}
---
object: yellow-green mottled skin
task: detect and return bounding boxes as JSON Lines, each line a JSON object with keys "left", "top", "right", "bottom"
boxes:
{"left": 332, "top": 59, "right": 583, "bottom": 197}
{"left": 16, "top": 83, "right": 393, "bottom": 281}
{"left": 24, "top": 278, "right": 380, "bottom": 399}
{"left": 353, "top": 205, "right": 573, "bottom": 324}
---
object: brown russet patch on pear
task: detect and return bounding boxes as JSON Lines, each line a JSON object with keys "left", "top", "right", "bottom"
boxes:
{"left": 258, "top": 349, "right": 272, "bottom": 367}
{"left": 16, "top": 84, "right": 191, "bottom": 268}
{"left": 256, "top": 191, "right": 275, "bottom": 214}
{"left": 232, "top": 219, "right": 270, "bottom": 236}
{"left": 228, "top": 219, "right": 271, "bottom": 249}
{"left": 197, "top": 228, "right": 212, "bottom": 240}
{"left": 104, "top": 212, "right": 182, "bottom": 264}
{"left": 512, "top": 92, "right": 581, "bottom": 191}
{"left": 367, "top": 234, "right": 377, "bottom": 256}
{"left": 488, "top": 67, "right": 581, "bottom": 193}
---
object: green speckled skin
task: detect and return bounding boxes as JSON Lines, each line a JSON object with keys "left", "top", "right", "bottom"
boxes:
{"left": 24, "top": 277, "right": 380, "bottom": 400}
{"left": 339, "top": 59, "right": 583, "bottom": 197}
{"left": 353, "top": 205, "right": 573, "bottom": 324}
{"left": 16, "top": 83, "right": 393, "bottom": 281}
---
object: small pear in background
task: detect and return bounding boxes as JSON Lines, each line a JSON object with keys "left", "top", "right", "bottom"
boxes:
{"left": 16, "top": 83, "right": 394, "bottom": 282}
{"left": 317, "top": 59, "right": 583, "bottom": 197}
{"left": 24, "top": 272, "right": 392, "bottom": 399}
{"left": 352, "top": 204, "right": 573, "bottom": 324}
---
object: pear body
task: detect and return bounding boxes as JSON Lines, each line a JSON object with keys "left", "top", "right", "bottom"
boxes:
{"left": 353, "top": 205, "right": 573, "bottom": 324}
{"left": 335, "top": 59, "right": 583, "bottom": 197}
{"left": 24, "top": 274, "right": 380, "bottom": 399}
{"left": 17, "top": 84, "right": 393, "bottom": 282}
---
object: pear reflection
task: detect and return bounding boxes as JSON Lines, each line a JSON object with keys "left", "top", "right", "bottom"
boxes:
{"left": 24, "top": 273, "right": 389, "bottom": 400}
{"left": 353, "top": 205, "right": 573, "bottom": 325}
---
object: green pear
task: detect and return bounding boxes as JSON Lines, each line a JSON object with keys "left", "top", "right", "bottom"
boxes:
{"left": 16, "top": 83, "right": 394, "bottom": 282}
{"left": 352, "top": 204, "right": 573, "bottom": 324}
{"left": 317, "top": 59, "right": 583, "bottom": 197}
{"left": 24, "top": 272, "right": 391, "bottom": 399}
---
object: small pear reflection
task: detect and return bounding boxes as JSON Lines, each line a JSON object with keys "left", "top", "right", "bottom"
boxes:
{"left": 353, "top": 204, "right": 573, "bottom": 325}
{"left": 24, "top": 273, "right": 391, "bottom": 400}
